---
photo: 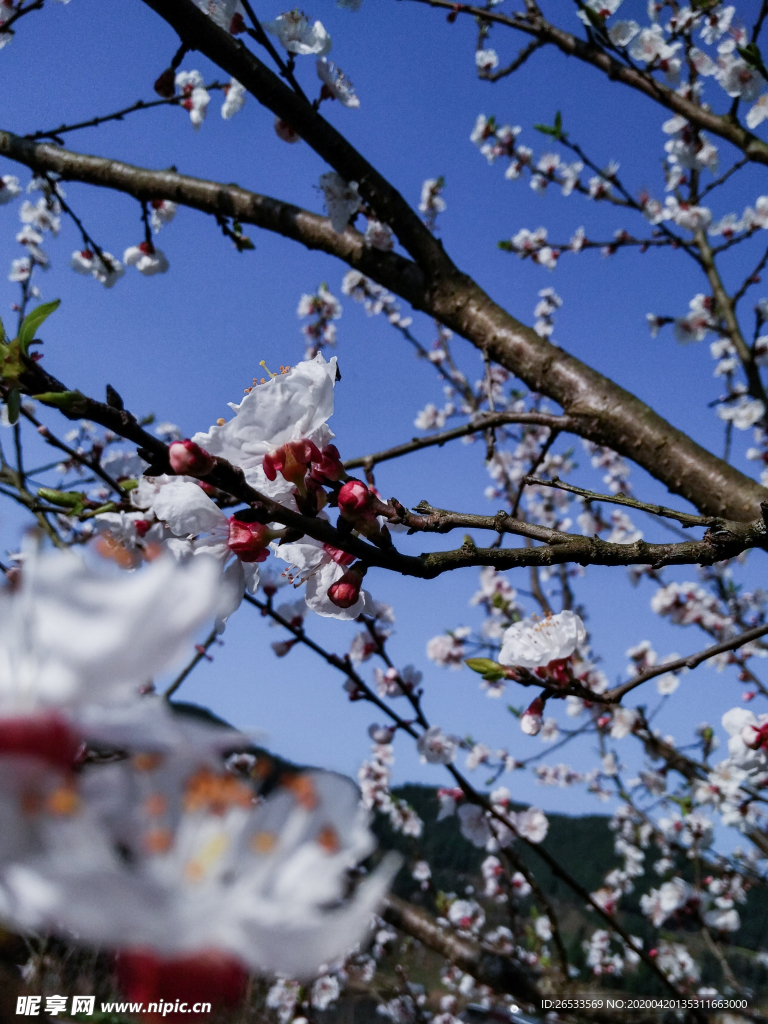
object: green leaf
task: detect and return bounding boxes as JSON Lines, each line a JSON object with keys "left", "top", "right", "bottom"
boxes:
{"left": 465, "top": 657, "right": 506, "bottom": 681}
{"left": 497, "top": 239, "right": 513, "bottom": 251}
{"left": 5, "top": 388, "right": 20, "bottom": 425}
{"left": 18, "top": 298, "right": 60, "bottom": 355}
{"left": 32, "top": 390, "right": 85, "bottom": 413}
{"left": 0, "top": 314, "right": 6, "bottom": 346}
{"left": 507, "top": 704, "right": 523, "bottom": 719}
{"left": 37, "top": 487, "right": 86, "bottom": 512}
{"left": 534, "top": 110, "right": 565, "bottom": 141}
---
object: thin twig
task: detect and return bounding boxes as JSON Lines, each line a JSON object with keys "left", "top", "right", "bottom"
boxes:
{"left": 522, "top": 475, "right": 718, "bottom": 527}
{"left": 164, "top": 627, "right": 219, "bottom": 698}
{"left": 603, "top": 621, "right": 768, "bottom": 703}
{"left": 343, "top": 412, "right": 573, "bottom": 471}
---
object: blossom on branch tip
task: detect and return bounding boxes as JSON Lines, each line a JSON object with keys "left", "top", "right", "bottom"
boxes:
{"left": 475, "top": 49, "right": 498, "bottom": 73}
{"left": 70, "top": 250, "right": 124, "bottom": 288}
{"left": 520, "top": 696, "right": 544, "bottom": 736}
{"left": 192, "top": 353, "right": 338, "bottom": 506}
{"left": 221, "top": 79, "right": 246, "bottom": 120}
{"left": 0, "top": 175, "right": 21, "bottom": 205}
{"left": 264, "top": 11, "right": 331, "bottom": 55}
{"left": 717, "top": 396, "right": 765, "bottom": 430}
{"left": 317, "top": 58, "right": 359, "bottom": 108}
{"left": 499, "top": 610, "right": 585, "bottom": 669}
{"left": 576, "top": 0, "right": 622, "bottom": 27}
{"left": 174, "top": 70, "right": 211, "bottom": 129}
{"left": 149, "top": 200, "right": 177, "bottom": 233}
{"left": 318, "top": 172, "right": 361, "bottom": 233}
{"left": 416, "top": 726, "right": 459, "bottom": 765}
{"left": 124, "top": 243, "right": 169, "bottom": 276}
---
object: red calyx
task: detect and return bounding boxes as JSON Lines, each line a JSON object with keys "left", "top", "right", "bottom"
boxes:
{"left": 229, "top": 12, "right": 245, "bottom": 33}
{"left": 227, "top": 518, "right": 272, "bottom": 563}
{"left": 116, "top": 950, "right": 248, "bottom": 1011}
{"left": 263, "top": 440, "right": 320, "bottom": 490}
{"left": 134, "top": 520, "right": 151, "bottom": 538}
{"left": 322, "top": 543, "right": 355, "bottom": 567}
{"left": 0, "top": 713, "right": 82, "bottom": 770}
{"left": 168, "top": 440, "right": 215, "bottom": 478}
{"left": 328, "top": 566, "right": 364, "bottom": 609}
{"left": 310, "top": 443, "right": 344, "bottom": 483}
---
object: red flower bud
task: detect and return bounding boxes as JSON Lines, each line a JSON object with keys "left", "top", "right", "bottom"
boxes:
{"left": 263, "top": 440, "right": 321, "bottom": 489}
{"left": 229, "top": 11, "right": 245, "bottom": 33}
{"left": 227, "top": 518, "right": 272, "bottom": 563}
{"left": 168, "top": 440, "right": 215, "bottom": 477}
{"left": 116, "top": 950, "right": 248, "bottom": 1008}
{"left": 337, "top": 479, "right": 376, "bottom": 521}
{"left": 134, "top": 519, "right": 151, "bottom": 538}
{"left": 0, "top": 713, "right": 82, "bottom": 770}
{"left": 328, "top": 566, "right": 364, "bottom": 609}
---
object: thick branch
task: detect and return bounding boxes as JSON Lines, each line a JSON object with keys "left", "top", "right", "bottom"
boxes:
{"left": 2, "top": 127, "right": 766, "bottom": 521}
{"left": 0, "top": 130, "right": 426, "bottom": 306}
{"left": 139, "top": 0, "right": 451, "bottom": 278}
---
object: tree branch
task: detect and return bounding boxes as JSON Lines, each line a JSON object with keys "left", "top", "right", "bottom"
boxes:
{"left": 343, "top": 412, "right": 574, "bottom": 470}
{"left": 2, "top": 123, "right": 767, "bottom": 521}
{"left": 603, "top": 621, "right": 768, "bottom": 704}
{"left": 407, "top": 0, "right": 768, "bottom": 168}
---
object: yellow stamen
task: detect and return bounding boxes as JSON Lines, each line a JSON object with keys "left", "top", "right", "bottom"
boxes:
{"left": 46, "top": 786, "right": 80, "bottom": 816}
{"left": 251, "top": 830, "right": 278, "bottom": 854}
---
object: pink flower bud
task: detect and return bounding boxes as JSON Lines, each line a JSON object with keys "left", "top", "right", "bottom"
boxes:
{"left": 0, "top": 713, "right": 82, "bottom": 770}
{"left": 227, "top": 518, "right": 272, "bottom": 563}
{"left": 263, "top": 439, "right": 321, "bottom": 489}
{"left": 328, "top": 566, "right": 364, "bottom": 609}
{"left": 338, "top": 479, "right": 377, "bottom": 521}
{"left": 310, "top": 443, "right": 345, "bottom": 483}
{"left": 520, "top": 696, "right": 545, "bottom": 736}
{"left": 168, "top": 439, "right": 215, "bottom": 477}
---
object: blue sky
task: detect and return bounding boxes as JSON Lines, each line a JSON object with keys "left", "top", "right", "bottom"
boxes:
{"left": 1, "top": 0, "right": 768, "bottom": 814}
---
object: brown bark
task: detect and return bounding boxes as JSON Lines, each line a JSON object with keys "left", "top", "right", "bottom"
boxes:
{"left": 3, "top": 130, "right": 766, "bottom": 524}
{"left": 3, "top": 0, "right": 768, "bottom": 522}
